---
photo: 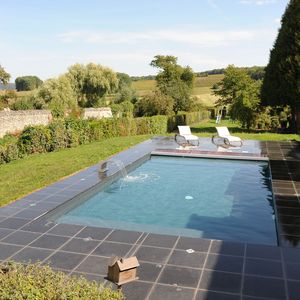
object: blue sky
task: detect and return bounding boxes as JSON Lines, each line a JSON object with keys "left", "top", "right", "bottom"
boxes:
{"left": 1, "top": 0, "right": 288, "bottom": 80}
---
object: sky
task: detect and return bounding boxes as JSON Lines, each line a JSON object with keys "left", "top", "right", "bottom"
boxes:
{"left": 0, "top": 0, "right": 289, "bottom": 81}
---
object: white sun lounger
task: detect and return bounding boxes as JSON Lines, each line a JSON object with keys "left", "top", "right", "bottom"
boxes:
{"left": 175, "top": 126, "right": 199, "bottom": 146}
{"left": 213, "top": 126, "right": 243, "bottom": 147}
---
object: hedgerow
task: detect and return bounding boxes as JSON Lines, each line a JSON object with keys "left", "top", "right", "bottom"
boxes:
{"left": 0, "top": 110, "right": 209, "bottom": 165}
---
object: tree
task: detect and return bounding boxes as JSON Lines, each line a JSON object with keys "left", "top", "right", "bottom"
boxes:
{"left": 36, "top": 75, "right": 77, "bottom": 117}
{"left": 114, "top": 72, "right": 137, "bottom": 104}
{"left": 150, "top": 55, "right": 195, "bottom": 113}
{"left": 261, "top": 0, "right": 300, "bottom": 132}
{"left": 213, "top": 65, "right": 261, "bottom": 129}
{"left": 67, "top": 63, "right": 118, "bottom": 107}
{"left": 134, "top": 90, "right": 174, "bottom": 117}
{"left": 212, "top": 65, "right": 252, "bottom": 106}
{"left": 229, "top": 80, "right": 261, "bottom": 129}
{"left": 15, "top": 76, "right": 43, "bottom": 91}
{"left": 0, "top": 65, "right": 10, "bottom": 85}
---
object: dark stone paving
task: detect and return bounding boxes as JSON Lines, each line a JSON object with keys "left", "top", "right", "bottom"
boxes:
{"left": 0, "top": 137, "right": 300, "bottom": 299}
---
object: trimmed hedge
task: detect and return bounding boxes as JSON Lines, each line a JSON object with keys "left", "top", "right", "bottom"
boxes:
{"left": 0, "top": 261, "right": 124, "bottom": 300}
{"left": 0, "top": 110, "right": 209, "bottom": 165}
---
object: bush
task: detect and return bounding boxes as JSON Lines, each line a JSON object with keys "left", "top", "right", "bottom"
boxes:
{"left": 167, "top": 111, "right": 210, "bottom": 131}
{"left": 0, "top": 112, "right": 208, "bottom": 165}
{"left": 0, "top": 136, "right": 20, "bottom": 164}
{"left": 18, "top": 126, "right": 52, "bottom": 154}
{"left": 0, "top": 261, "right": 124, "bottom": 300}
{"left": 48, "top": 120, "right": 69, "bottom": 151}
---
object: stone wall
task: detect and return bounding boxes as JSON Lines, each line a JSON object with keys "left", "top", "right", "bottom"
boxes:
{"left": 82, "top": 107, "right": 113, "bottom": 119}
{"left": 0, "top": 110, "right": 52, "bottom": 137}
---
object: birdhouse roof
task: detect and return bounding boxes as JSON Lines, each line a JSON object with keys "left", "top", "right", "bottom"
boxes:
{"left": 116, "top": 256, "right": 139, "bottom": 271}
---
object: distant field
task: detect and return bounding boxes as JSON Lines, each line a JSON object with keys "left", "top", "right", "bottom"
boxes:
{"left": 0, "top": 90, "right": 35, "bottom": 97}
{"left": 132, "top": 74, "right": 223, "bottom": 107}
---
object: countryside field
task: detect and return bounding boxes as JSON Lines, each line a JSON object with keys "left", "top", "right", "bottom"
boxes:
{"left": 132, "top": 74, "right": 223, "bottom": 107}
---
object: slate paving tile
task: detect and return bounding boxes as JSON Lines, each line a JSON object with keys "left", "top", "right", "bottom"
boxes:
{"left": 0, "top": 243, "right": 23, "bottom": 260}
{"left": 176, "top": 237, "right": 210, "bottom": 252}
{"left": 205, "top": 254, "right": 243, "bottom": 273}
{"left": 199, "top": 270, "right": 242, "bottom": 294}
{"left": 0, "top": 217, "right": 29, "bottom": 229}
{"left": 246, "top": 244, "right": 281, "bottom": 260}
{"left": 168, "top": 249, "right": 206, "bottom": 269}
{"left": 149, "top": 284, "right": 195, "bottom": 300}
{"left": 13, "top": 209, "right": 46, "bottom": 220}
{"left": 243, "top": 275, "right": 286, "bottom": 300}
{"left": 62, "top": 238, "right": 100, "bottom": 254}
{"left": 45, "top": 251, "right": 86, "bottom": 270}
{"left": 48, "top": 223, "right": 84, "bottom": 237}
{"left": 210, "top": 240, "right": 245, "bottom": 256}
{"left": 159, "top": 265, "right": 201, "bottom": 288}
{"left": 245, "top": 258, "right": 283, "bottom": 278}
{"left": 142, "top": 233, "right": 178, "bottom": 248}
{"left": 11, "top": 247, "right": 53, "bottom": 263}
{"left": 196, "top": 290, "right": 240, "bottom": 300}
{"left": 284, "top": 262, "right": 300, "bottom": 280}
{"left": 75, "top": 226, "right": 112, "bottom": 241}
{"left": 2, "top": 231, "right": 41, "bottom": 246}
{"left": 0, "top": 228, "right": 14, "bottom": 240}
{"left": 106, "top": 229, "right": 142, "bottom": 244}
{"left": 0, "top": 206, "right": 22, "bottom": 217}
{"left": 121, "top": 281, "right": 153, "bottom": 300}
{"left": 138, "top": 262, "right": 162, "bottom": 282}
{"left": 92, "top": 241, "right": 132, "bottom": 257}
{"left": 282, "top": 247, "right": 300, "bottom": 263}
{"left": 29, "top": 234, "right": 69, "bottom": 249}
{"left": 21, "top": 219, "right": 55, "bottom": 233}
{"left": 75, "top": 255, "right": 109, "bottom": 275}
{"left": 287, "top": 280, "right": 300, "bottom": 300}
{"left": 135, "top": 246, "right": 171, "bottom": 264}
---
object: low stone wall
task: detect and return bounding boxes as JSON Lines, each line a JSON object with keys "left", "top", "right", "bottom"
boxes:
{"left": 82, "top": 107, "right": 113, "bottom": 119}
{"left": 0, "top": 110, "right": 52, "bottom": 137}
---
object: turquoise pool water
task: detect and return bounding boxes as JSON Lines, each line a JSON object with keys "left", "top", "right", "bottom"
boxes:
{"left": 56, "top": 156, "right": 277, "bottom": 245}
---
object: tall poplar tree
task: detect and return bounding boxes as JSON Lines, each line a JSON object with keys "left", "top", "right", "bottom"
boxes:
{"left": 261, "top": 0, "right": 300, "bottom": 132}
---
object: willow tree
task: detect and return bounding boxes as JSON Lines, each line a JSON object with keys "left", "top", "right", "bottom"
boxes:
{"left": 261, "top": 0, "right": 300, "bottom": 132}
{"left": 67, "top": 63, "right": 118, "bottom": 107}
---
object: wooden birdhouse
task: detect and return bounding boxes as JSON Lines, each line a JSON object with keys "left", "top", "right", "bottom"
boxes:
{"left": 107, "top": 256, "right": 139, "bottom": 285}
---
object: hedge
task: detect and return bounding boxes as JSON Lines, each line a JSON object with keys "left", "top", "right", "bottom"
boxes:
{"left": 0, "top": 261, "right": 124, "bottom": 300}
{"left": 0, "top": 110, "right": 209, "bottom": 165}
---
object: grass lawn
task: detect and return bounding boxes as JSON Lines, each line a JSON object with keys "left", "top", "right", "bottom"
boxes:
{"left": 0, "top": 135, "right": 150, "bottom": 207}
{"left": 191, "top": 119, "right": 300, "bottom": 141}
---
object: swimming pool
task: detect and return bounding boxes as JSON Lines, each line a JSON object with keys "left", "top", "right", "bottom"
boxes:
{"left": 52, "top": 156, "right": 277, "bottom": 245}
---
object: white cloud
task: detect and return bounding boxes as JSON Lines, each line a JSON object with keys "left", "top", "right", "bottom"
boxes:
{"left": 239, "top": 0, "right": 277, "bottom": 5}
{"left": 59, "top": 29, "right": 272, "bottom": 47}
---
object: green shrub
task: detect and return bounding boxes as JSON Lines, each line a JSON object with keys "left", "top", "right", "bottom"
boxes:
{"left": 116, "top": 117, "right": 137, "bottom": 136}
{"left": 0, "top": 112, "right": 206, "bottom": 165}
{"left": 48, "top": 120, "right": 69, "bottom": 151}
{"left": 148, "top": 115, "right": 168, "bottom": 134}
{"left": 167, "top": 110, "right": 210, "bottom": 131}
{"left": 135, "top": 117, "right": 149, "bottom": 135}
{"left": 64, "top": 118, "right": 91, "bottom": 145}
{"left": 0, "top": 261, "right": 124, "bottom": 300}
{"left": 18, "top": 126, "right": 52, "bottom": 154}
{"left": 0, "top": 135, "right": 19, "bottom": 164}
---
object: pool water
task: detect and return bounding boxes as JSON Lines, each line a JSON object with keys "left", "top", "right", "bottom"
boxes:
{"left": 56, "top": 156, "right": 277, "bottom": 245}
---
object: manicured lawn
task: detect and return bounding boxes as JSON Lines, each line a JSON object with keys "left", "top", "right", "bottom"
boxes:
{"left": 191, "top": 119, "right": 300, "bottom": 141}
{"left": 0, "top": 135, "right": 150, "bottom": 207}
